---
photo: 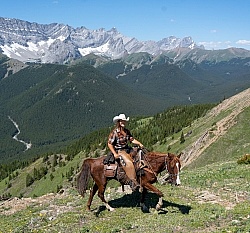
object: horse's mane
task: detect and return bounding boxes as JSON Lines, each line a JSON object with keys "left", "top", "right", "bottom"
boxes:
{"left": 146, "top": 151, "right": 167, "bottom": 157}
{"left": 145, "top": 151, "right": 180, "bottom": 161}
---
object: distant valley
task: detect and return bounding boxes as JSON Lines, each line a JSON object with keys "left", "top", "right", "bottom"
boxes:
{"left": 0, "top": 17, "right": 250, "bottom": 164}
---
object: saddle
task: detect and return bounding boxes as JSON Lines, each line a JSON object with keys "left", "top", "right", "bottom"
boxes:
{"left": 103, "top": 149, "right": 148, "bottom": 178}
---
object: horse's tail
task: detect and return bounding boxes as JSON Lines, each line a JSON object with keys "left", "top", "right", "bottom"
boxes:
{"left": 77, "top": 158, "right": 92, "bottom": 197}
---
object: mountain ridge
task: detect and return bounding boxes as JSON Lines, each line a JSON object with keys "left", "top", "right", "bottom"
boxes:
{"left": 0, "top": 16, "right": 203, "bottom": 64}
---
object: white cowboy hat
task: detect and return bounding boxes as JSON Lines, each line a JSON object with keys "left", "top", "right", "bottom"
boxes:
{"left": 113, "top": 113, "right": 130, "bottom": 124}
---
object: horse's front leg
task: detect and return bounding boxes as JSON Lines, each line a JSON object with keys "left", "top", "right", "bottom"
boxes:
{"left": 140, "top": 187, "right": 149, "bottom": 212}
{"left": 143, "top": 183, "right": 164, "bottom": 211}
{"left": 155, "top": 197, "right": 163, "bottom": 211}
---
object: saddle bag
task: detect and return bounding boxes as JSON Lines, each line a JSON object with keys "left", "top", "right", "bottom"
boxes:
{"left": 104, "top": 164, "right": 118, "bottom": 177}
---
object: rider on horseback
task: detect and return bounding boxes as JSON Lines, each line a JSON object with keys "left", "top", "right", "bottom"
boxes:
{"left": 108, "top": 113, "right": 144, "bottom": 191}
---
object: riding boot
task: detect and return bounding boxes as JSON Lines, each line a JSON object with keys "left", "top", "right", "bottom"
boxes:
{"left": 119, "top": 151, "right": 140, "bottom": 191}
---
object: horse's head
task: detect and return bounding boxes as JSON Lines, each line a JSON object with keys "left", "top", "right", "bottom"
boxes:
{"left": 165, "top": 152, "right": 181, "bottom": 186}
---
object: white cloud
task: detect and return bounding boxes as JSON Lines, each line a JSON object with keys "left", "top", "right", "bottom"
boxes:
{"left": 210, "top": 29, "right": 217, "bottom": 33}
{"left": 198, "top": 39, "right": 250, "bottom": 50}
{"left": 198, "top": 41, "right": 233, "bottom": 50}
{"left": 236, "top": 40, "right": 250, "bottom": 45}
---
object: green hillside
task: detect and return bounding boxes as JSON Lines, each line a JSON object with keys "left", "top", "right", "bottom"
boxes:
{"left": 118, "top": 63, "right": 203, "bottom": 102}
{"left": 0, "top": 89, "right": 249, "bottom": 232}
{"left": 0, "top": 54, "right": 27, "bottom": 80}
{"left": 99, "top": 57, "right": 250, "bottom": 105}
{"left": 1, "top": 53, "right": 250, "bottom": 165}
{"left": 0, "top": 54, "right": 8, "bottom": 78}
{"left": 1, "top": 88, "right": 249, "bottom": 197}
{"left": 0, "top": 63, "right": 166, "bottom": 163}
{"left": 187, "top": 99, "right": 250, "bottom": 169}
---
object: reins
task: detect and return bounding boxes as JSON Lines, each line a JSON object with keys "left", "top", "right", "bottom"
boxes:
{"left": 137, "top": 149, "right": 180, "bottom": 183}
{"left": 165, "top": 156, "right": 179, "bottom": 179}
{"left": 141, "top": 148, "right": 165, "bottom": 178}
{"left": 143, "top": 153, "right": 158, "bottom": 177}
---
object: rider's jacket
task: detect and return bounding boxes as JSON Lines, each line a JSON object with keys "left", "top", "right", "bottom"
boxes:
{"left": 108, "top": 127, "right": 134, "bottom": 150}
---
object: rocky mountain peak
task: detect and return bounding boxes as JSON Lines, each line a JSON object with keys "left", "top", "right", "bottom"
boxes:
{"left": 0, "top": 17, "right": 203, "bottom": 64}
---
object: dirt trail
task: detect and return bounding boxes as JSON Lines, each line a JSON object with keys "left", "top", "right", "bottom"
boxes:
{"left": 0, "top": 193, "right": 73, "bottom": 215}
{"left": 181, "top": 88, "right": 250, "bottom": 168}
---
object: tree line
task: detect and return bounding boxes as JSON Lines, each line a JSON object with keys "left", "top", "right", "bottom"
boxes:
{"left": 61, "top": 103, "right": 216, "bottom": 158}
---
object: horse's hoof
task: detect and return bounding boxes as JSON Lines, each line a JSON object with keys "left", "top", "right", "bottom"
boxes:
{"left": 155, "top": 204, "right": 162, "bottom": 211}
{"left": 105, "top": 203, "right": 115, "bottom": 212}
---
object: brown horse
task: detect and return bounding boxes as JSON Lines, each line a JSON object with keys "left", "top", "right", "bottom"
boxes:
{"left": 77, "top": 150, "right": 181, "bottom": 212}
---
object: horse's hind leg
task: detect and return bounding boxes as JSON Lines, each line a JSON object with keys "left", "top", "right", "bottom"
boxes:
{"left": 87, "top": 183, "right": 98, "bottom": 211}
{"left": 97, "top": 184, "right": 115, "bottom": 211}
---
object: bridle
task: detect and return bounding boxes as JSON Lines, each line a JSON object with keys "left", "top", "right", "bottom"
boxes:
{"left": 164, "top": 156, "right": 180, "bottom": 183}
{"left": 138, "top": 149, "right": 180, "bottom": 184}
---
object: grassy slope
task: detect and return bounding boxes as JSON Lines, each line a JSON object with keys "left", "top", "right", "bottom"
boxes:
{"left": 0, "top": 161, "right": 249, "bottom": 232}
{"left": 159, "top": 106, "right": 250, "bottom": 168}
{"left": 188, "top": 107, "right": 250, "bottom": 169}
{"left": 154, "top": 88, "right": 250, "bottom": 170}
{"left": 0, "top": 90, "right": 250, "bottom": 232}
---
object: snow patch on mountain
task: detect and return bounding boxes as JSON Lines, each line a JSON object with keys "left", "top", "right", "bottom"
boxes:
{"left": 79, "top": 41, "right": 110, "bottom": 56}
{"left": 0, "top": 17, "right": 204, "bottom": 64}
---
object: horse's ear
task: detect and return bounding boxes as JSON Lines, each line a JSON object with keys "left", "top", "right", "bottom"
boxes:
{"left": 168, "top": 153, "right": 174, "bottom": 159}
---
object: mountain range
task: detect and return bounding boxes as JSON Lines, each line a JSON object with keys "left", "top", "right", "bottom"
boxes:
{"left": 1, "top": 17, "right": 250, "bottom": 66}
{"left": 0, "top": 18, "right": 249, "bottom": 232}
{"left": 0, "top": 17, "right": 205, "bottom": 64}
{"left": 1, "top": 17, "right": 250, "bottom": 164}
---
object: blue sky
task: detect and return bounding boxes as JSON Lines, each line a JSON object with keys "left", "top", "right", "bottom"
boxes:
{"left": 1, "top": 0, "right": 250, "bottom": 50}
